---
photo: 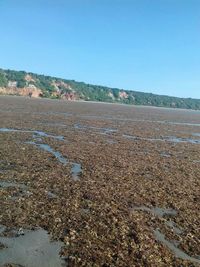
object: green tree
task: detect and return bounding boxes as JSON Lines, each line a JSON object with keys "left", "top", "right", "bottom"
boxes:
{"left": 0, "top": 72, "right": 8, "bottom": 87}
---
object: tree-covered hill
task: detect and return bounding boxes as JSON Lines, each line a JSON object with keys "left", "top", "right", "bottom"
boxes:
{"left": 0, "top": 68, "right": 200, "bottom": 110}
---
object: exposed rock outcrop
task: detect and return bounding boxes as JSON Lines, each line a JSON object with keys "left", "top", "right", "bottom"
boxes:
{"left": 0, "top": 87, "right": 43, "bottom": 98}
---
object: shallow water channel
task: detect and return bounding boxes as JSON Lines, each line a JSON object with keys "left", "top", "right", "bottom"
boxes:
{"left": 0, "top": 128, "right": 64, "bottom": 141}
{"left": 26, "top": 142, "right": 82, "bottom": 181}
{"left": 132, "top": 206, "right": 200, "bottom": 264}
{"left": 123, "top": 134, "right": 200, "bottom": 144}
{"left": 154, "top": 229, "right": 200, "bottom": 264}
{"left": 74, "top": 123, "right": 118, "bottom": 135}
{"left": 0, "top": 128, "right": 82, "bottom": 181}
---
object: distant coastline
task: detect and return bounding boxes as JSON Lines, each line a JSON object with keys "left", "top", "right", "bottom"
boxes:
{"left": 0, "top": 68, "right": 200, "bottom": 110}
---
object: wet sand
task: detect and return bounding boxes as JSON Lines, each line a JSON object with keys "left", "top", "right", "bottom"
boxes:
{"left": 0, "top": 96, "right": 200, "bottom": 266}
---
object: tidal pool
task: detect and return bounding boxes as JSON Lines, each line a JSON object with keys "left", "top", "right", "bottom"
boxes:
{"left": 71, "top": 163, "right": 82, "bottom": 181}
{"left": 0, "top": 227, "right": 65, "bottom": 267}
{"left": 132, "top": 206, "right": 177, "bottom": 218}
{"left": 0, "top": 181, "right": 27, "bottom": 190}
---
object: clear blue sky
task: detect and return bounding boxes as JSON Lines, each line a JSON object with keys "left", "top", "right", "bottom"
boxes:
{"left": 0, "top": 0, "right": 200, "bottom": 99}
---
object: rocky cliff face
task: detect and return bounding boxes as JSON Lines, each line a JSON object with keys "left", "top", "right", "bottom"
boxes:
{"left": 0, "top": 86, "right": 43, "bottom": 97}
{"left": 0, "top": 74, "right": 78, "bottom": 100}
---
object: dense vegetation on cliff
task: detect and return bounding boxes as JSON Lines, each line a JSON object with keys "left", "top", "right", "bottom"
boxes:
{"left": 0, "top": 68, "right": 200, "bottom": 110}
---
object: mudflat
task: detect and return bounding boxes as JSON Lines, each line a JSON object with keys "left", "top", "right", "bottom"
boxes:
{"left": 0, "top": 96, "right": 200, "bottom": 266}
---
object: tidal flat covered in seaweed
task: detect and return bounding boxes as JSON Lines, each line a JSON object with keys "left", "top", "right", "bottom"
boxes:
{"left": 0, "top": 96, "right": 200, "bottom": 267}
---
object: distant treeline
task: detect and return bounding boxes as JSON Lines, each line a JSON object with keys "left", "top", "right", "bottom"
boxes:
{"left": 0, "top": 68, "right": 200, "bottom": 110}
